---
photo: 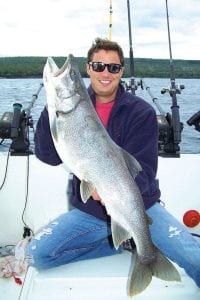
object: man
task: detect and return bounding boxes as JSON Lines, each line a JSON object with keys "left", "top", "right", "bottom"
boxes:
{"left": 28, "top": 38, "right": 200, "bottom": 288}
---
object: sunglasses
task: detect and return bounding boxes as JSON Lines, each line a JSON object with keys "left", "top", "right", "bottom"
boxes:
{"left": 88, "top": 61, "right": 122, "bottom": 74}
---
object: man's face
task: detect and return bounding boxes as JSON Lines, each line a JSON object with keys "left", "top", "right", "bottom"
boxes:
{"left": 86, "top": 49, "right": 124, "bottom": 103}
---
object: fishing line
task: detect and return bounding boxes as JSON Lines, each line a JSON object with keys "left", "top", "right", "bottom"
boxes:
{"left": 0, "top": 130, "right": 34, "bottom": 237}
{"left": 0, "top": 84, "right": 43, "bottom": 239}
{"left": 21, "top": 125, "right": 34, "bottom": 238}
{"left": 0, "top": 146, "right": 11, "bottom": 191}
{"left": 17, "top": 85, "right": 43, "bottom": 237}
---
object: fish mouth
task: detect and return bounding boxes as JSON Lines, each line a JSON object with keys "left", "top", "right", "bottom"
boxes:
{"left": 46, "top": 54, "right": 75, "bottom": 79}
{"left": 53, "top": 54, "right": 74, "bottom": 78}
{"left": 44, "top": 53, "right": 84, "bottom": 114}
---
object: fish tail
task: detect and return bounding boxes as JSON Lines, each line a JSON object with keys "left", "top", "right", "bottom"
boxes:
{"left": 127, "top": 253, "right": 152, "bottom": 297}
{"left": 127, "top": 250, "right": 181, "bottom": 297}
{"left": 151, "top": 249, "right": 181, "bottom": 282}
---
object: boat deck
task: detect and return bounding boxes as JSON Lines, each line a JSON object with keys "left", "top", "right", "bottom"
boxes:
{"left": 0, "top": 154, "right": 199, "bottom": 299}
{"left": 2, "top": 251, "right": 200, "bottom": 300}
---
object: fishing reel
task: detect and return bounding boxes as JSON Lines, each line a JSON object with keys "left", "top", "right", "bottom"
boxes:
{"left": 121, "top": 79, "right": 138, "bottom": 93}
{"left": 157, "top": 112, "right": 183, "bottom": 157}
{"left": 161, "top": 84, "right": 185, "bottom": 95}
{"left": 138, "top": 79, "right": 183, "bottom": 157}
{"left": 187, "top": 111, "right": 200, "bottom": 132}
{"left": 0, "top": 83, "right": 43, "bottom": 155}
{"left": 0, "top": 103, "right": 33, "bottom": 155}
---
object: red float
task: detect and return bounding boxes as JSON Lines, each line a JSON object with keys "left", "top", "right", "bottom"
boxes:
{"left": 183, "top": 210, "right": 200, "bottom": 227}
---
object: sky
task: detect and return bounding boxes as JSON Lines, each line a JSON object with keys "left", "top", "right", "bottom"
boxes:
{"left": 0, "top": 0, "right": 199, "bottom": 60}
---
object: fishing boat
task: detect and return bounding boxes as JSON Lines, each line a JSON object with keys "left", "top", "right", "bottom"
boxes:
{"left": 0, "top": 151, "right": 199, "bottom": 300}
{"left": 0, "top": 1, "right": 199, "bottom": 299}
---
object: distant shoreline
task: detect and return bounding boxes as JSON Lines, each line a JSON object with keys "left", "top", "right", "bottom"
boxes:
{"left": 0, "top": 56, "right": 200, "bottom": 78}
{"left": 0, "top": 75, "right": 42, "bottom": 79}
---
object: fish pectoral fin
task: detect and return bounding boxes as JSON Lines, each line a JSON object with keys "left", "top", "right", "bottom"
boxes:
{"left": 50, "top": 115, "right": 58, "bottom": 142}
{"left": 127, "top": 253, "right": 152, "bottom": 297}
{"left": 80, "top": 180, "right": 95, "bottom": 203}
{"left": 146, "top": 214, "right": 153, "bottom": 225}
{"left": 111, "top": 219, "right": 131, "bottom": 249}
{"left": 121, "top": 148, "right": 142, "bottom": 178}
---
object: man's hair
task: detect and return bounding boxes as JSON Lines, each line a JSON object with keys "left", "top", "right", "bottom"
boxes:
{"left": 87, "top": 37, "right": 125, "bottom": 66}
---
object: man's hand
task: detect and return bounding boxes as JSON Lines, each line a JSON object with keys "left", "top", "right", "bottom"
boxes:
{"left": 91, "top": 189, "right": 105, "bottom": 206}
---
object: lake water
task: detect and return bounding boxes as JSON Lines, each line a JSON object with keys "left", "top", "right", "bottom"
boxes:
{"left": 0, "top": 77, "right": 199, "bottom": 154}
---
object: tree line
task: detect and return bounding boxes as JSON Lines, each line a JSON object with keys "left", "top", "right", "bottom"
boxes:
{"left": 0, "top": 56, "right": 200, "bottom": 78}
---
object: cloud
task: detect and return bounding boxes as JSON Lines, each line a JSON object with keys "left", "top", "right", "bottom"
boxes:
{"left": 0, "top": 0, "right": 199, "bottom": 59}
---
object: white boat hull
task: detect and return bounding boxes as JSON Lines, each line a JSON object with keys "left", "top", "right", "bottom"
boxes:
{"left": 0, "top": 153, "right": 199, "bottom": 299}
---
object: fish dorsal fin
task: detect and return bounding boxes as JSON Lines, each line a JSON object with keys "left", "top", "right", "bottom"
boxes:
{"left": 121, "top": 148, "right": 142, "bottom": 178}
{"left": 80, "top": 180, "right": 95, "bottom": 203}
{"left": 111, "top": 219, "right": 132, "bottom": 249}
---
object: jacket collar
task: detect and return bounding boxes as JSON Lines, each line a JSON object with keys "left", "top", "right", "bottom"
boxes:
{"left": 87, "top": 82, "right": 128, "bottom": 107}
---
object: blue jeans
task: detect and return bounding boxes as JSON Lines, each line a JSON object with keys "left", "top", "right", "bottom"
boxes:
{"left": 27, "top": 203, "right": 200, "bottom": 287}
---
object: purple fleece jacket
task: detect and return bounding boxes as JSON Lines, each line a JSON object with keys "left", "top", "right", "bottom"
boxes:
{"left": 34, "top": 83, "right": 161, "bottom": 221}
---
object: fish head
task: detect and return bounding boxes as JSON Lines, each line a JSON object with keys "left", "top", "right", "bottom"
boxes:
{"left": 43, "top": 54, "right": 82, "bottom": 114}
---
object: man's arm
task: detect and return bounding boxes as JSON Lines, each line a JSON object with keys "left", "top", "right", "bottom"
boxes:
{"left": 122, "top": 104, "right": 159, "bottom": 196}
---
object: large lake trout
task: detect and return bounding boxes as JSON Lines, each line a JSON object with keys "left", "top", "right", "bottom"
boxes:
{"left": 43, "top": 54, "right": 180, "bottom": 296}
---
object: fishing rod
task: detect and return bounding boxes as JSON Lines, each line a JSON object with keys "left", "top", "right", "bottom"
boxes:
{"left": 164, "top": 0, "right": 183, "bottom": 155}
{"left": 126, "top": 0, "right": 137, "bottom": 95}
{"left": 0, "top": 83, "right": 43, "bottom": 155}
{"left": 139, "top": 79, "right": 166, "bottom": 116}
{"left": 24, "top": 83, "right": 43, "bottom": 118}
{"left": 139, "top": 78, "right": 175, "bottom": 155}
{"left": 108, "top": 0, "right": 113, "bottom": 40}
{"left": 141, "top": 0, "right": 183, "bottom": 157}
{"left": 137, "top": 1, "right": 184, "bottom": 157}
